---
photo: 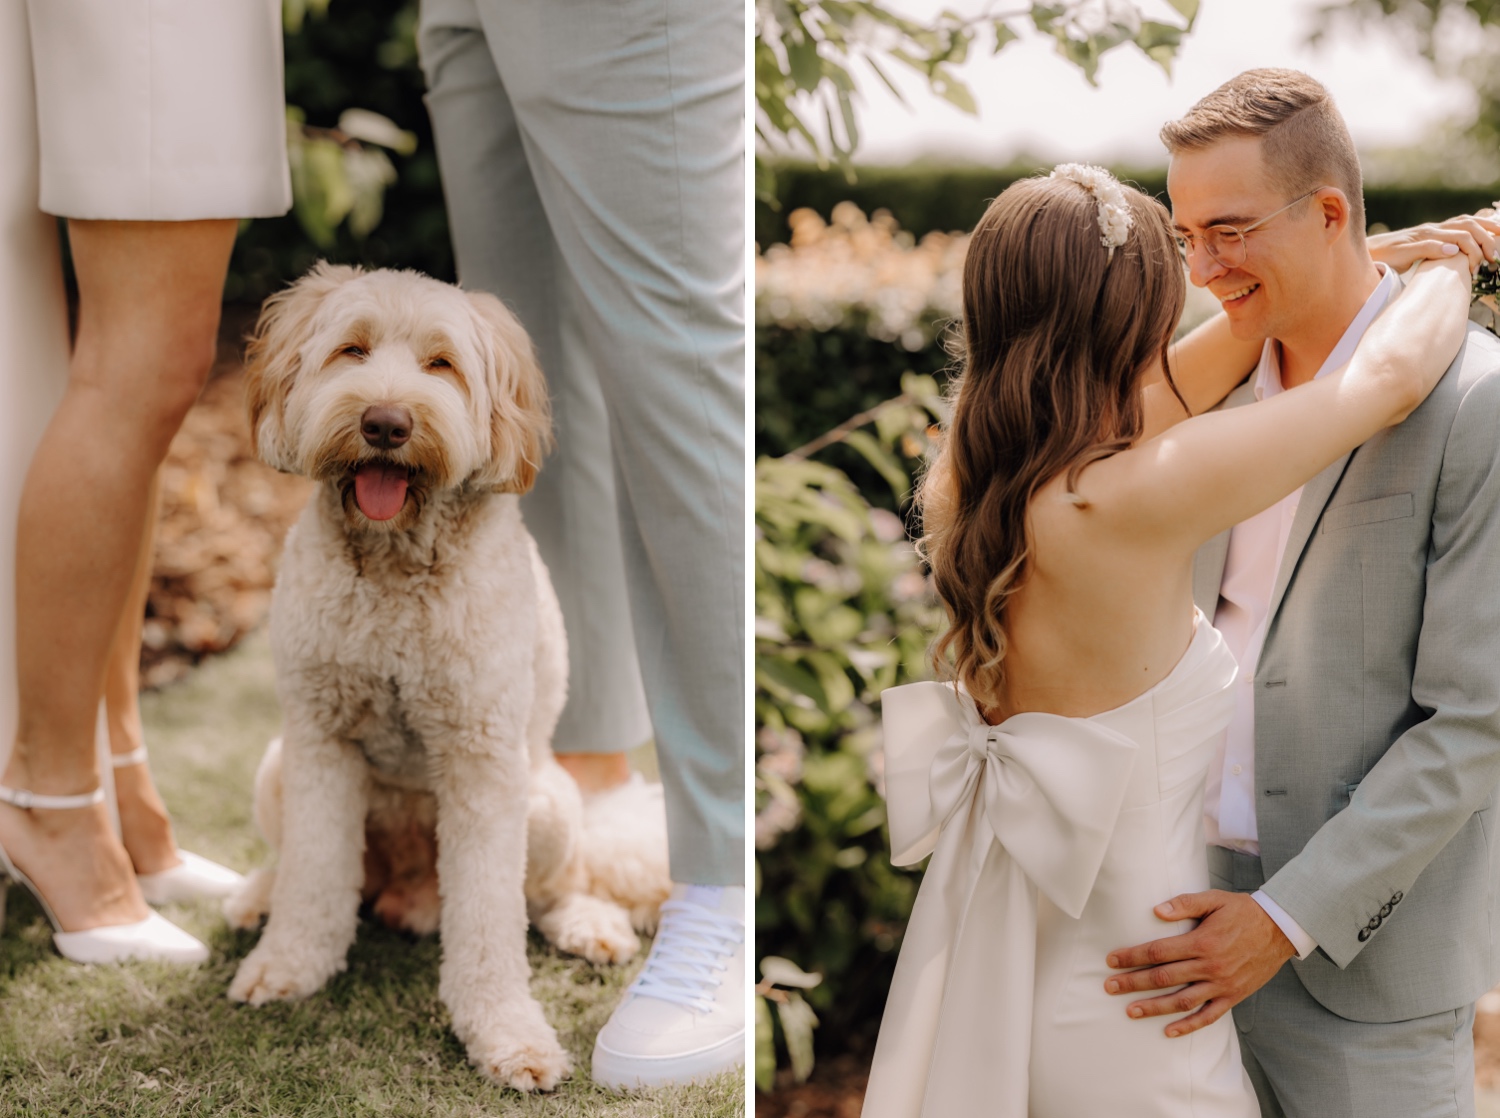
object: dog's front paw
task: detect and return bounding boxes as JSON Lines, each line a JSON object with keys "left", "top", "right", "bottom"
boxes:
{"left": 222, "top": 867, "right": 276, "bottom": 930}
{"left": 535, "top": 893, "right": 640, "bottom": 966}
{"left": 466, "top": 1013, "right": 572, "bottom": 1092}
{"left": 228, "top": 941, "right": 340, "bottom": 1005}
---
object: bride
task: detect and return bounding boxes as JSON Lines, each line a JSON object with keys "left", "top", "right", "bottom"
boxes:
{"left": 861, "top": 165, "right": 1472, "bottom": 1117}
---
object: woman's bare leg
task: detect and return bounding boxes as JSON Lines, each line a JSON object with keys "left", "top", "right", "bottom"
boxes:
{"left": 105, "top": 469, "right": 182, "bottom": 876}
{"left": 0, "top": 218, "right": 235, "bottom": 931}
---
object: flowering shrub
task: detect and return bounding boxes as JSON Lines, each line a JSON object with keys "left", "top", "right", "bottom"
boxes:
{"left": 754, "top": 205, "right": 962, "bottom": 517}
{"left": 755, "top": 204, "right": 958, "bottom": 1082}
{"left": 754, "top": 428, "right": 943, "bottom": 1082}
{"left": 757, "top": 203, "right": 965, "bottom": 350}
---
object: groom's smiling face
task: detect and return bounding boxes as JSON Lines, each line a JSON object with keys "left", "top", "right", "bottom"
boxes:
{"left": 1167, "top": 135, "right": 1327, "bottom": 343}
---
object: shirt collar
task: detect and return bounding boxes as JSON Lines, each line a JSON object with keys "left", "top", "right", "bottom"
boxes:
{"left": 1252, "top": 262, "right": 1399, "bottom": 401}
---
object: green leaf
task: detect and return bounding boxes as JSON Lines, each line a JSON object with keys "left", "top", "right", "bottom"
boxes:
{"left": 900, "top": 371, "right": 948, "bottom": 419}
{"left": 786, "top": 33, "right": 823, "bottom": 92}
{"left": 1054, "top": 35, "right": 1103, "bottom": 86}
{"left": 993, "top": 19, "right": 1019, "bottom": 53}
{"left": 755, "top": 996, "right": 776, "bottom": 1093}
{"left": 1165, "top": 0, "right": 1200, "bottom": 27}
{"left": 756, "top": 156, "right": 780, "bottom": 208}
{"left": 776, "top": 992, "right": 821, "bottom": 1083}
{"left": 835, "top": 81, "right": 860, "bottom": 153}
{"left": 929, "top": 66, "right": 978, "bottom": 114}
{"left": 844, "top": 429, "right": 913, "bottom": 504}
{"left": 1135, "top": 20, "right": 1185, "bottom": 75}
{"left": 803, "top": 650, "right": 857, "bottom": 714}
{"left": 1031, "top": 3, "right": 1067, "bottom": 35}
{"left": 805, "top": 601, "right": 865, "bottom": 646}
{"left": 756, "top": 653, "right": 830, "bottom": 713}
{"left": 289, "top": 135, "right": 354, "bottom": 249}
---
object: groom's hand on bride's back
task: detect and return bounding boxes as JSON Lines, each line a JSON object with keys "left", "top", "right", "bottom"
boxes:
{"left": 1102, "top": 890, "right": 1296, "bottom": 1038}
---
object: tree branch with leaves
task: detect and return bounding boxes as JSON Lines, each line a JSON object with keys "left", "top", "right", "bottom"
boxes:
{"left": 754, "top": 0, "right": 1201, "bottom": 204}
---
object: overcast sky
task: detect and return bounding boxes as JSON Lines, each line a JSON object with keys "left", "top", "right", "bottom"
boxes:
{"left": 846, "top": 0, "right": 1475, "bottom": 165}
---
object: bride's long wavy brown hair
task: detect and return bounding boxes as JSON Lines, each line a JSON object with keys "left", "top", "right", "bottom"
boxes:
{"left": 922, "top": 173, "right": 1186, "bottom": 708}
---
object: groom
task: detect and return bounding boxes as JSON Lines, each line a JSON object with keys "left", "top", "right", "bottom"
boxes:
{"left": 1105, "top": 69, "right": 1500, "bottom": 1116}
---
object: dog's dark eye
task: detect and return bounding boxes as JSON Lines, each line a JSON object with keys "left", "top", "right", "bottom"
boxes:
{"left": 428, "top": 356, "right": 452, "bottom": 370}
{"left": 339, "top": 344, "right": 368, "bottom": 360}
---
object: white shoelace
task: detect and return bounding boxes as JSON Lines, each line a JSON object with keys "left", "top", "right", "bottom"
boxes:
{"left": 629, "top": 899, "right": 743, "bottom": 1013}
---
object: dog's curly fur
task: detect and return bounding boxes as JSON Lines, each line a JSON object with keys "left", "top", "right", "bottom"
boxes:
{"left": 223, "top": 264, "right": 670, "bottom": 1092}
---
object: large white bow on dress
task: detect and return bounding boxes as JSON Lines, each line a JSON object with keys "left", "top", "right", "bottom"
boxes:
{"left": 862, "top": 681, "right": 1140, "bottom": 1118}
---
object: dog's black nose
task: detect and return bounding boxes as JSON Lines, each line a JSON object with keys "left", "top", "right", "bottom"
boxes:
{"left": 361, "top": 405, "right": 413, "bottom": 449}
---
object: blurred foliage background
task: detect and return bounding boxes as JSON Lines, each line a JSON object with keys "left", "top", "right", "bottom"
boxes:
{"left": 755, "top": 0, "right": 1500, "bottom": 1099}
{"left": 228, "top": 0, "right": 450, "bottom": 304}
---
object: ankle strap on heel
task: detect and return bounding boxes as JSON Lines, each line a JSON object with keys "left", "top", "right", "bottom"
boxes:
{"left": 0, "top": 785, "right": 106, "bottom": 811}
{"left": 109, "top": 748, "right": 149, "bottom": 768}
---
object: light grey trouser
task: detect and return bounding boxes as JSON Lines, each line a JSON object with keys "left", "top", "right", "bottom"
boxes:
{"left": 1210, "top": 846, "right": 1476, "bottom": 1118}
{"left": 416, "top": 0, "right": 745, "bottom": 884}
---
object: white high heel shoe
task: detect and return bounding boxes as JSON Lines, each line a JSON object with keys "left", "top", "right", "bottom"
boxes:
{"left": 0, "top": 782, "right": 209, "bottom": 965}
{"left": 110, "top": 747, "right": 245, "bottom": 905}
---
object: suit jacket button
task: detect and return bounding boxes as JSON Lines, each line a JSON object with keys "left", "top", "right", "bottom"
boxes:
{"left": 1379, "top": 903, "right": 1393, "bottom": 918}
{"left": 1358, "top": 928, "right": 1372, "bottom": 942}
{"left": 1392, "top": 892, "right": 1403, "bottom": 904}
{"left": 1367, "top": 917, "right": 1380, "bottom": 929}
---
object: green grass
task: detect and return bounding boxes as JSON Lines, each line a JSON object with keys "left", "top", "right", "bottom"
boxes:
{"left": 0, "top": 632, "right": 744, "bottom": 1117}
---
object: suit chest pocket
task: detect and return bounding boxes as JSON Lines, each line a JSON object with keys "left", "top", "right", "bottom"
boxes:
{"left": 1321, "top": 492, "right": 1414, "bottom": 533}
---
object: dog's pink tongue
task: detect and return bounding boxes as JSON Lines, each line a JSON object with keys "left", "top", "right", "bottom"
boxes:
{"left": 354, "top": 462, "right": 409, "bottom": 520}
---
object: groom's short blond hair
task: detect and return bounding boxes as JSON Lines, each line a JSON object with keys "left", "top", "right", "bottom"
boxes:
{"left": 1160, "top": 68, "right": 1365, "bottom": 242}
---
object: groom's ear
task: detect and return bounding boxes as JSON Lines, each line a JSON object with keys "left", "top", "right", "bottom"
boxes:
{"left": 1315, "top": 187, "right": 1353, "bottom": 243}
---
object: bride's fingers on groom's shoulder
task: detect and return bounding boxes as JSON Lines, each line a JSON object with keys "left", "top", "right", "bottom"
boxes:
{"left": 1426, "top": 217, "right": 1500, "bottom": 267}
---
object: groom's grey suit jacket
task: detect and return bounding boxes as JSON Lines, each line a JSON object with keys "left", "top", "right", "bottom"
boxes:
{"left": 1193, "top": 319, "right": 1500, "bottom": 1024}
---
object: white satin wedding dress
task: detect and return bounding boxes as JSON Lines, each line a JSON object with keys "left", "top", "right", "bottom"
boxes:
{"left": 864, "top": 612, "right": 1259, "bottom": 1117}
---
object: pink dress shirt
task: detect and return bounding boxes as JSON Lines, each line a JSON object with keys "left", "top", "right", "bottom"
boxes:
{"left": 1205, "top": 263, "right": 1398, "bottom": 958}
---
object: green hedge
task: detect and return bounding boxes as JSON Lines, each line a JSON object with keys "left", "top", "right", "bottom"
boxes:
{"left": 756, "top": 161, "right": 1500, "bottom": 247}
{"left": 755, "top": 315, "right": 953, "bottom": 510}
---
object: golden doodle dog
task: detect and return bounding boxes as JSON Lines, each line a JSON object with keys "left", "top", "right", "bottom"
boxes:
{"left": 223, "top": 263, "right": 669, "bottom": 1091}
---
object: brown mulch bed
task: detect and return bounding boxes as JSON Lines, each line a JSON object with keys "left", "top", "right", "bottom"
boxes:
{"left": 761, "top": 1012, "right": 1500, "bottom": 1113}
{"left": 141, "top": 306, "right": 312, "bottom": 687}
{"left": 756, "top": 1054, "right": 868, "bottom": 1118}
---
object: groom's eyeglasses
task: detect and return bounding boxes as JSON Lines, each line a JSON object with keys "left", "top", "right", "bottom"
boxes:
{"left": 1173, "top": 186, "right": 1328, "bottom": 269}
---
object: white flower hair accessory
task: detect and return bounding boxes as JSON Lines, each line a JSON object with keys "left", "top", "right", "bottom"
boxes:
{"left": 1050, "top": 163, "right": 1134, "bottom": 260}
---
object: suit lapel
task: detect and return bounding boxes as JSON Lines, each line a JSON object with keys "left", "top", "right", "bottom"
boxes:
{"left": 1264, "top": 270, "right": 1404, "bottom": 629}
{"left": 1191, "top": 379, "right": 1258, "bottom": 615}
{"left": 1266, "top": 451, "right": 1353, "bottom": 625}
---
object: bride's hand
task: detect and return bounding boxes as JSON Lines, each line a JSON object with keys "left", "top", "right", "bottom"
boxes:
{"left": 1344, "top": 251, "right": 1472, "bottom": 426}
{"left": 1368, "top": 212, "right": 1500, "bottom": 276}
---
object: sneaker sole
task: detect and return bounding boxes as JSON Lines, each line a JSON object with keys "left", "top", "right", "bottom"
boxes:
{"left": 591, "top": 1030, "right": 744, "bottom": 1090}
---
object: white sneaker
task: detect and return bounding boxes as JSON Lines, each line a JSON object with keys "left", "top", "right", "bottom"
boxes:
{"left": 591, "top": 883, "right": 745, "bottom": 1090}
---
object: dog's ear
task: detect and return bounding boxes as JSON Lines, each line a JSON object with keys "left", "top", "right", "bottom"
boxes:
{"left": 244, "top": 262, "right": 361, "bottom": 470}
{"left": 464, "top": 291, "right": 552, "bottom": 494}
